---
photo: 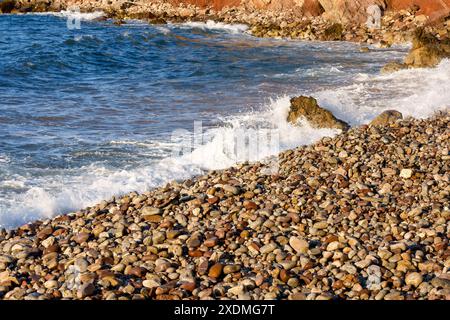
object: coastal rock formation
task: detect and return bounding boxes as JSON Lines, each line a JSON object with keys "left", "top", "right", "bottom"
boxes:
{"left": 287, "top": 96, "right": 350, "bottom": 131}
{"left": 318, "top": 0, "right": 387, "bottom": 24}
{"left": 382, "top": 27, "right": 450, "bottom": 72}
{"left": 387, "top": 0, "right": 450, "bottom": 21}
{"left": 322, "top": 22, "right": 344, "bottom": 40}
{"left": 0, "top": 0, "right": 16, "bottom": 13}
{"left": 6, "top": 0, "right": 450, "bottom": 24}
{"left": 370, "top": 110, "right": 403, "bottom": 126}
{"left": 0, "top": 113, "right": 448, "bottom": 300}
{"left": 404, "top": 27, "right": 450, "bottom": 68}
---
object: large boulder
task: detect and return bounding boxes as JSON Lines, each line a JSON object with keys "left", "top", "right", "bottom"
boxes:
{"left": 404, "top": 28, "right": 450, "bottom": 68}
{"left": 370, "top": 110, "right": 403, "bottom": 126}
{"left": 386, "top": 0, "right": 450, "bottom": 22}
{"left": 287, "top": 96, "right": 350, "bottom": 131}
{"left": 247, "top": 0, "right": 324, "bottom": 17}
{"left": 382, "top": 28, "right": 450, "bottom": 71}
{"left": 0, "top": 0, "right": 16, "bottom": 13}
{"left": 318, "top": 0, "right": 387, "bottom": 24}
{"left": 322, "top": 23, "right": 344, "bottom": 40}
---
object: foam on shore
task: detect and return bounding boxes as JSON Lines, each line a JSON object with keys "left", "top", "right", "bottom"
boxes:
{"left": 0, "top": 38, "right": 449, "bottom": 229}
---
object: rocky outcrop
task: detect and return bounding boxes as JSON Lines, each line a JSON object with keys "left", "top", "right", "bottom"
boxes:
{"left": 404, "top": 27, "right": 450, "bottom": 68}
{"left": 287, "top": 96, "right": 350, "bottom": 131}
{"left": 370, "top": 110, "right": 403, "bottom": 126}
{"left": 387, "top": 0, "right": 450, "bottom": 21}
{"left": 0, "top": 0, "right": 16, "bottom": 13}
{"left": 322, "top": 22, "right": 344, "bottom": 40}
{"left": 382, "top": 27, "right": 450, "bottom": 72}
{"left": 318, "top": 0, "right": 386, "bottom": 24}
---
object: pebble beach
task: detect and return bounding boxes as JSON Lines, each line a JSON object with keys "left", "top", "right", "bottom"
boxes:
{"left": 0, "top": 112, "right": 448, "bottom": 300}
{"left": 1, "top": 0, "right": 450, "bottom": 301}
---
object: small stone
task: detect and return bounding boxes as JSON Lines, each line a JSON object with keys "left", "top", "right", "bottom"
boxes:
{"left": 208, "top": 263, "right": 223, "bottom": 278}
{"left": 289, "top": 236, "right": 309, "bottom": 254}
{"left": 180, "top": 282, "right": 196, "bottom": 292}
{"left": 405, "top": 272, "right": 423, "bottom": 287}
{"left": 223, "top": 185, "right": 240, "bottom": 195}
{"left": 143, "top": 279, "right": 160, "bottom": 289}
{"left": 260, "top": 242, "right": 277, "bottom": 254}
{"left": 141, "top": 207, "right": 162, "bottom": 216}
{"left": 44, "top": 280, "right": 58, "bottom": 289}
{"left": 204, "top": 237, "right": 218, "bottom": 248}
{"left": 77, "top": 283, "right": 95, "bottom": 299}
{"left": 223, "top": 264, "right": 241, "bottom": 274}
{"left": 197, "top": 260, "right": 209, "bottom": 275}
{"left": 73, "top": 232, "right": 90, "bottom": 244}
{"left": 400, "top": 169, "right": 413, "bottom": 179}
{"left": 243, "top": 201, "right": 258, "bottom": 210}
{"left": 313, "top": 221, "right": 328, "bottom": 229}
{"left": 326, "top": 241, "right": 342, "bottom": 251}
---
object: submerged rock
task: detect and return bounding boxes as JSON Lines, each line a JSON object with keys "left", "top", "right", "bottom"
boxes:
{"left": 381, "top": 62, "right": 408, "bottom": 74}
{"left": 370, "top": 110, "right": 403, "bottom": 126}
{"left": 287, "top": 96, "right": 350, "bottom": 131}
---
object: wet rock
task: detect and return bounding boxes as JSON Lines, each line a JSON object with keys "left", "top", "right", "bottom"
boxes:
{"left": 381, "top": 62, "right": 408, "bottom": 74}
{"left": 370, "top": 110, "right": 403, "bottom": 126}
{"left": 323, "top": 23, "right": 344, "bottom": 41}
{"left": 404, "top": 28, "right": 450, "bottom": 68}
{"left": 287, "top": 96, "right": 350, "bottom": 131}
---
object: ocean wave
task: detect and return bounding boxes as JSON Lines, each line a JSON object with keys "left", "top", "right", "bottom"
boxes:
{"left": 1, "top": 58, "right": 449, "bottom": 228}
{"left": 313, "top": 59, "right": 450, "bottom": 125}
{"left": 0, "top": 96, "right": 335, "bottom": 229}
{"left": 175, "top": 20, "right": 249, "bottom": 34}
{"left": 28, "top": 10, "right": 105, "bottom": 21}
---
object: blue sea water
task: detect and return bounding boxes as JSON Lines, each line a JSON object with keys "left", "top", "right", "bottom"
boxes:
{"left": 0, "top": 13, "right": 449, "bottom": 228}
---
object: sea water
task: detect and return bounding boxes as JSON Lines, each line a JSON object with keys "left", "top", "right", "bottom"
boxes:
{"left": 0, "top": 13, "right": 449, "bottom": 228}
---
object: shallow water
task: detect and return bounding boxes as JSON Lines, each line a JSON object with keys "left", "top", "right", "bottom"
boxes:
{"left": 0, "top": 13, "right": 449, "bottom": 228}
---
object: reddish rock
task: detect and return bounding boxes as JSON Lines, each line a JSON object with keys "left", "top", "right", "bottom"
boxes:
{"left": 319, "top": 0, "right": 387, "bottom": 24}
{"left": 197, "top": 260, "right": 209, "bottom": 275}
{"left": 204, "top": 236, "right": 218, "bottom": 248}
{"left": 243, "top": 201, "right": 258, "bottom": 210}
{"left": 208, "top": 263, "right": 224, "bottom": 278}
{"left": 73, "top": 232, "right": 90, "bottom": 244}
{"left": 387, "top": 0, "right": 450, "bottom": 21}
{"left": 180, "top": 281, "right": 196, "bottom": 291}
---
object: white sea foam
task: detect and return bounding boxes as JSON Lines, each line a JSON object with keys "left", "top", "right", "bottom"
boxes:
{"left": 29, "top": 10, "right": 105, "bottom": 21}
{"left": 0, "top": 154, "right": 10, "bottom": 164}
{"left": 314, "top": 59, "right": 450, "bottom": 125}
{"left": 176, "top": 20, "right": 249, "bottom": 34}
{"left": 1, "top": 56, "right": 448, "bottom": 229}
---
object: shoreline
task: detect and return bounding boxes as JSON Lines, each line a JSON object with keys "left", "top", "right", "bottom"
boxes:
{"left": 0, "top": 3, "right": 449, "bottom": 300}
{"left": 0, "top": 111, "right": 448, "bottom": 300}
{"left": 2, "top": 0, "right": 449, "bottom": 45}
